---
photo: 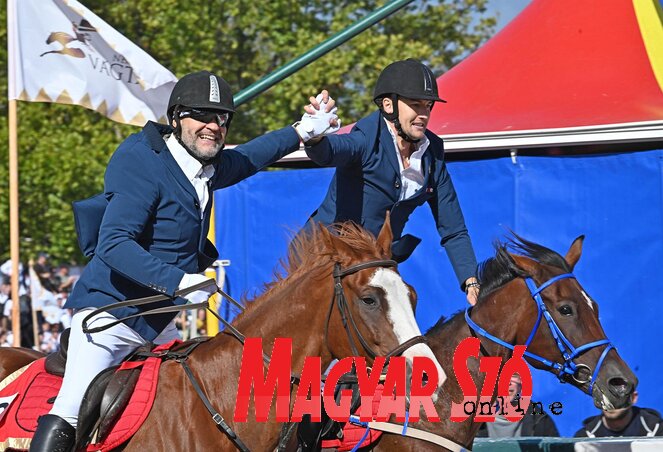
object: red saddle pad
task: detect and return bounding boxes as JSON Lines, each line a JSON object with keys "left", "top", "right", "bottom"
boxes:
{"left": 0, "top": 340, "right": 181, "bottom": 452}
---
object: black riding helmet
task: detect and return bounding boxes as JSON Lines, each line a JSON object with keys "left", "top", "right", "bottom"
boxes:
{"left": 167, "top": 71, "right": 235, "bottom": 162}
{"left": 168, "top": 70, "right": 235, "bottom": 120}
{"left": 373, "top": 59, "right": 445, "bottom": 142}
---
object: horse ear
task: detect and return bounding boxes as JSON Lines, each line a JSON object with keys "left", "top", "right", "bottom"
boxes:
{"left": 319, "top": 223, "right": 355, "bottom": 258}
{"left": 509, "top": 254, "right": 540, "bottom": 277}
{"left": 564, "top": 235, "right": 584, "bottom": 270}
{"left": 318, "top": 223, "right": 340, "bottom": 253}
{"left": 376, "top": 212, "right": 393, "bottom": 258}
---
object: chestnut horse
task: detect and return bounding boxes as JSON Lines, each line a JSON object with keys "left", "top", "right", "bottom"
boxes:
{"left": 364, "top": 235, "right": 637, "bottom": 451}
{"left": 0, "top": 220, "right": 443, "bottom": 451}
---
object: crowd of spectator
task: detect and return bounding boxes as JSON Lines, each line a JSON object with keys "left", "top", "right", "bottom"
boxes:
{"left": 0, "top": 253, "right": 75, "bottom": 353}
{"left": 0, "top": 253, "right": 210, "bottom": 354}
{"left": 474, "top": 373, "right": 662, "bottom": 444}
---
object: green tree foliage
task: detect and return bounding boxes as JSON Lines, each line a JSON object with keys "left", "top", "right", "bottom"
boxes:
{"left": 0, "top": 0, "right": 495, "bottom": 264}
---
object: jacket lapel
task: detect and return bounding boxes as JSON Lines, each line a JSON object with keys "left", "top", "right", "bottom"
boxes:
{"left": 378, "top": 118, "right": 402, "bottom": 176}
{"left": 158, "top": 149, "right": 199, "bottom": 202}
{"left": 145, "top": 122, "right": 199, "bottom": 203}
{"left": 420, "top": 137, "right": 434, "bottom": 188}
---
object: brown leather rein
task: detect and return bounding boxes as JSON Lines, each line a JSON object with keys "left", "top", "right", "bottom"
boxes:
{"left": 82, "top": 258, "right": 426, "bottom": 363}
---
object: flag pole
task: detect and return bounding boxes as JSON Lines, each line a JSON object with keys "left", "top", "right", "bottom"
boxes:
{"left": 8, "top": 98, "right": 21, "bottom": 347}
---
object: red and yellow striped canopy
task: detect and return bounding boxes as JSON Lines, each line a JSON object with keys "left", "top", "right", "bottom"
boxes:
{"left": 428, "top": 0, "right": 663, "bottom": 135}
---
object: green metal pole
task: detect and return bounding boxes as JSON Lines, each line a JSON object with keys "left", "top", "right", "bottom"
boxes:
{"left": 234, "top": 0, "right": 415, "bottom": 107}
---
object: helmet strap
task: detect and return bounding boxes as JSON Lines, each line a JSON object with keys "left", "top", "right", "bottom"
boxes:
{"left": 380, "top": 95, "right": 420, "bottom": 144}
{"left": 393, "top": 118, "right": 420, "bottom": 144}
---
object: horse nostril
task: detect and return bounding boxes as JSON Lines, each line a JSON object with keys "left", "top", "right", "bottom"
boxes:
{"left": 608, "top": 377, "right": 632, "bottom": 398}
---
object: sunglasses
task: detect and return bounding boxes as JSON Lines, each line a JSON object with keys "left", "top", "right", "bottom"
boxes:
{"left": 179, "top": 108, "right": 230, "bottom": 127}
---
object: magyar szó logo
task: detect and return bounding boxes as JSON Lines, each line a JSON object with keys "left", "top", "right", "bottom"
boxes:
{"left": 233, "top": 337, "right": 564, "bottom": 423}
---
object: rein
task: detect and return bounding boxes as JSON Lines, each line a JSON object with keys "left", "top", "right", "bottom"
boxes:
{"left": 81, "top": 279, "right": 279, "bottom": 370}
{"left": 465, "top": 273, "right": 615, "bottom": 395}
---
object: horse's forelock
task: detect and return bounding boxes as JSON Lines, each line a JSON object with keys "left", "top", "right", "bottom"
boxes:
{"left": 477, "top": 234, "right": 570, "bottom": 303}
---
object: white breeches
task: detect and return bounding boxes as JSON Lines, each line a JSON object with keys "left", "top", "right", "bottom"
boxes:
{"left": 49, "top": 308, "right": 180, "bottom": 428}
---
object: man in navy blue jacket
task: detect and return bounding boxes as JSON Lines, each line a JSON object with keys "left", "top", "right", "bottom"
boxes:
{"left": 29, "top": 71, "right": 339, "bottom": 452}
{"left": 306, "top": 59, "right": 479, "bottom": 305}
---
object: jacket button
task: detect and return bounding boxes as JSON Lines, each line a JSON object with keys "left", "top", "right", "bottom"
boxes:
{"left": 395, "top": 181, "right": 401, "bottom": 189}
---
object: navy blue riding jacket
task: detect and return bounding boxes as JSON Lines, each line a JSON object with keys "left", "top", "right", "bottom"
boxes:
{"left": 68, "top": 121, "right": 301, "bottom": 340}
{"left": 305, "top": 111, "right": 477, "bottom": 288}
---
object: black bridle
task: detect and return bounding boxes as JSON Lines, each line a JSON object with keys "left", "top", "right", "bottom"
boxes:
{"left": 325, "top": 259, "right": 427, "bottom": 362}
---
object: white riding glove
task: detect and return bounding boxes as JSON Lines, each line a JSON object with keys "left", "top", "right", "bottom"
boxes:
{"left": 294, "top": 94, "right": 341, "bottom": 142}
{"left": 178, "top": 273, "right": 217, "bottom": 304}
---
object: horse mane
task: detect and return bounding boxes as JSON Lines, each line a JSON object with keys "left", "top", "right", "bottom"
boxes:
{"left": 247, "top": 222, "right": 382, "bottom": 305}
{"left": 477, "top": 233, "right": 571, "bottom": 302}
{"left": 426, "top": 233, "right": 571, "bottom": 336}
{"left": 425, "top": 307, "right": 480, "bottom": 341}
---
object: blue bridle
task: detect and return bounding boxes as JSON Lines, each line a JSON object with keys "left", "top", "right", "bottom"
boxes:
{"left": 465, "top": 273, "right": 615, "bottom": 395}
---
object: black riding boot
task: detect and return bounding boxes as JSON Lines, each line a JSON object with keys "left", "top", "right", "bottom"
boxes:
{"left": 29, "top": 414, "right": 76, "bottom": 452}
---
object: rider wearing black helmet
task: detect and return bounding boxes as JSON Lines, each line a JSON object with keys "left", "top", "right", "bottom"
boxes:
{"left": 28, "top": 71, "right": 339, "bottom": 452}
{"left": 304, "top": 59, "right": 479, "bottom": 308}
{"left": 373, "top": 58, "right": 446, "bottom": 143}
{"left": 167, "top": 70, "right": 236, "bottom": 163}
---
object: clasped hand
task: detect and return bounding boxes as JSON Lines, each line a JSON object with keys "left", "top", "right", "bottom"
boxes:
{"left": 294, "top": 90, "right": 341, "bottom": 143}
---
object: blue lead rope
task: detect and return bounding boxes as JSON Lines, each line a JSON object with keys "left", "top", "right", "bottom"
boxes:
{"left": 349, "top": 415, "right": 371, "bottom": 452}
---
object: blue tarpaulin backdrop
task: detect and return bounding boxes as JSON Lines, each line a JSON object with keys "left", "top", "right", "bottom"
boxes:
{"left": 214, "top": 148, "right": 663, "bottom": 437}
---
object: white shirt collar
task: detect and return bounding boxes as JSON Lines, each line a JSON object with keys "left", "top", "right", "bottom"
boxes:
{"left": 383, "top": 118, "right": 430, "bottom": 201}
{"left": 166, "top": 134, "right": 215, "bottom": 182}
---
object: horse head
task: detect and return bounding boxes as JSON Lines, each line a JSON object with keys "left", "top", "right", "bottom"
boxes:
{"left": 475, "top": 234, "right": 637, "bottom": 411}
{"left": 298, "top": 214, "right": 445, "bottom": 389}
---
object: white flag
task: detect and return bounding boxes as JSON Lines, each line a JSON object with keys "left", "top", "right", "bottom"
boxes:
{"left": 28, "top": 265, "right": 56, "bottom": 311}
{"left": 7, "top": 0, "right": 178, "bottom": 126}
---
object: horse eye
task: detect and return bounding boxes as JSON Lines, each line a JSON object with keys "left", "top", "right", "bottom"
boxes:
{"left": 360, "top": 296, "right": 378, "bottom": 306}
{"left": 558, "top": 305, "right": 573, "bottom": 316}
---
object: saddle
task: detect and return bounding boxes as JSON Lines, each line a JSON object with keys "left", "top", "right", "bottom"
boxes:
{"left": 41, "top": 328, "right": 150, "bottom": 448}
{"left": 74, "top": 348, "right": 150, "bottom": 449}
{"left": 40, "top": 330, "right": 208, "bottom": 450}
